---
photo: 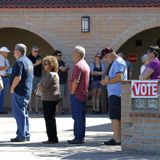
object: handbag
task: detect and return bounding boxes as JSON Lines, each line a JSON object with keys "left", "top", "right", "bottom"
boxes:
{"left": 0, "top": 76, "right": 4, "bottom": 90}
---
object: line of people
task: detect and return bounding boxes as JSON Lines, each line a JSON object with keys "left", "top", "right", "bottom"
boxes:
{"left": 0, "top": 43, "right": 160, "bottom": 146}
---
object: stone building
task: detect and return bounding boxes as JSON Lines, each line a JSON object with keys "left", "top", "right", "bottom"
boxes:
{"left": 0, "top": 0, "right": 160, "bottom": 110}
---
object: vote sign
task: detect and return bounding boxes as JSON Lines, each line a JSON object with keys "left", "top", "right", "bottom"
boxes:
{"left": 131, "top": 80, "right": 158, "bottom": 98}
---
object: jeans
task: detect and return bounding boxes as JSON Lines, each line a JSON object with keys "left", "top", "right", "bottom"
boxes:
{"left": 70, "top": 94, "right": 86, "bottom": 140}
{"left": 0, "top": 77, "right": 9, "bottom": 112}
{"left": 42, "top": 101, "right": 59, "bottom": 142}
{"left": 11, "top": 93, "right": 30, "bottom": 140}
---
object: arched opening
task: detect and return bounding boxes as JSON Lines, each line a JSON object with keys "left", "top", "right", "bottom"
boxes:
{"left": 0, "top": 27, "right": 56, "bottom": 111}
{"left": 0, "top": 27, "right": 55, "bottom": 66}
{"left": 117, "top": 27, "right": 160, "bottom": 79}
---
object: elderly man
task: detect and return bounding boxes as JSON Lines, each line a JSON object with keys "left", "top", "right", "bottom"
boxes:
{"left": 28, "top": 46, "right": 42, "bottom": 113}
{"left": 67, "top": 46, "right": 90, "bottom": 144}
{"left": 0, "top": 46, "right": 10, "bottom": 114}
{"left": 100, "top": 47, "right": 127, "bottom": 145}
{"left": 10, "top": 44, "right": 33, "bottom": 142}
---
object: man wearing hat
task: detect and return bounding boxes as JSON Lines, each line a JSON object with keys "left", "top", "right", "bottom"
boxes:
{"left": 139, "top": 45, "right": 160, "bottom": 80}
{"left": 0, "top": 46, "right": 10, "bottom": 114}
{"left": 100, "top": 47, "right": 127, "bottom": 145}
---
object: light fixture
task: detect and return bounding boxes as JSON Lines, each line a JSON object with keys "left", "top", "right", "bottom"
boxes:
{"left": 81, "top": 16, "right": 90, "bottom": 33}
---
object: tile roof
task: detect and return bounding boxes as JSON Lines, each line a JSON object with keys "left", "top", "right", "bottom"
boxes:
{"left": 0, "top": 0, "right": 159, "bottom": 8}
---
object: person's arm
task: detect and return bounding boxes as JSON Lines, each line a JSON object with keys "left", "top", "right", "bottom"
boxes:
{"left": 90, "top": 63, "right": 99, "bottom": 76}
{"left": 38, "top": 73, "right": 53, "bottom": 92}
{"left": 0, "top": 66, "right": 8, "bottom": 71}
{"left": 100, "top": 73, "right": 122, "bottom": 85}
{"left": 139, "top": 67, "right": 153, "bottom": 80}
{"left": 70, "top": 65, "right": 81, "bottom": 94}
{"left": 70, "top": 79, "right": 79, "bottom": 94}
{"left": 33, "top": 59, "right": 42, "bottom": 67}
{"left": 10, "top": 76, "right": 21, "bottom": 93}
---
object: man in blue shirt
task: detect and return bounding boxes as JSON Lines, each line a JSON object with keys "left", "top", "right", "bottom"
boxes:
{"left": 10, "top": 43, "right": 33, "bottom": 142}
{"left": 100, "top": 47, "right": 127, "bottom": 145}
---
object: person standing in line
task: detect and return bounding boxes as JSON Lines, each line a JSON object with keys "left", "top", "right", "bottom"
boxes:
{"left": 118, "top": 52, "right": 133, "bottom": 79}
{"left": 0, "top": 46, "right": 11, "bottom": 114}
{"left": 10, "top": 44, "right": 33, "bottom": 142}
{"left": 54, "top": 50, "right": 69, "bottom": 114}
{"left": 67, "top": 46, "right": 90, "bottom": 144}
{"left": 27, "top": 46, "right": 42, "bottom": 113}
{"left": 100, "top": 47, "right": 127, "bottom": 145}
{"left": 140, "top": 54, "right": 149, "bottom": 75}
{"left": 139, "top": 45, "right": 160, "bottom": 80}
{"left": 90, "top": 53, "right": 105, "bottom": 114}
{"left": 38, "top": 55, "right": 61, "bottom": 144}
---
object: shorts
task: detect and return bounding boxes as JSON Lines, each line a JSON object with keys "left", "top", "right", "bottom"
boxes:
{"left": 108, "top": 95, "right": 121, "bottom": 120}
{"left": 91, "top": 81, "right": 102, "bottom": 89}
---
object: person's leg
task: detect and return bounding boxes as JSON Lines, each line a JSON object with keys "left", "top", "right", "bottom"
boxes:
{"left": 70, "top": 95, "right": 86, "bottom": 141}
{"left": 92, "top": 88, "right": 97, "bottom": 112}
{"left": 95, "top": 88, "right": 102, "bottom": 112}
{"left": 104, "top": 95, "right": 121, "bottom": 145}
{"left": 28, "top": 92, "right": 33, "bottom": 113}
{"left": 0, "top": 77, "right": 8, "bottom": 112}
{"left": 25, "top": 99, "right": 30, "bottom": 139}
{"left": 111, "top": 119, "right": 121, "bottom": 142}
{"left": 35, "top": 95, "right": 40, "bottom": 113}
{"left": 42, "top": 101, "right": 58, "bottom": 142}
{"left": 11, "top": 93, "right": 29, "bottom": 140}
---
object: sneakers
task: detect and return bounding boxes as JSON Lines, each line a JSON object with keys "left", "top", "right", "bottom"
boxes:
{"left": 67, "top": 139, "right": 84, "bottom": 144}
{"left": 10, "top": 137, "right": 30, "bottom": 142}
{"left": 10, "top": 137, "right": 25, "bottom": 142}
{"left": 42, "top": 140, "right": 59, "bottom": 144}
{"left": 104, "top": 139, "right": 121, "bottom": 145}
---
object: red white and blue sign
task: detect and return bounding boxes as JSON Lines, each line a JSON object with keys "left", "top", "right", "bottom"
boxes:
{"left": 131, "top": 80, "right": 158, "bottom": 98}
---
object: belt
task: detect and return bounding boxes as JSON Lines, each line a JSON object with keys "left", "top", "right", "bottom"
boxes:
{"left": 0, "top": 75, "right": 9, "bottom": 78}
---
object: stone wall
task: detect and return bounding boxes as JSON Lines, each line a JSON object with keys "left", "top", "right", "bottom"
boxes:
{"left": 121, "top": 81, "right": 160, "bottom": 155}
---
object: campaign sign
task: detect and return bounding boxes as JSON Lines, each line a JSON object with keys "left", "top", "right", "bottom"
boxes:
{"left": 131, "top": 80, "right": 158, "bottom": 98}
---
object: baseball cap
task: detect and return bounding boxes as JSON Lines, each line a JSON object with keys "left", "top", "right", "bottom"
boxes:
{"left": 54, "top": 50, "right": 62, "bottom": 56}
{"left": 0, "top": 46, "right": 10, "bottom": 53}
{"left": 100, "top": 47, "right": 113, "bottom": 59}
{"left": 148, "top": 45, "right": 160, "bottom": 57}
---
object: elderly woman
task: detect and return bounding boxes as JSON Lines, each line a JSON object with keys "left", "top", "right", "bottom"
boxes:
{"left": 38, "top": 55, "right": 61, "bottom": 144}
{"left": 139, "top": 45, "right": 160, "bottom": 80}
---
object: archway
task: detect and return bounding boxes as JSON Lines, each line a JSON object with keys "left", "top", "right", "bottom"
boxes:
{"left": 0, "top": 27, "right": 55, "bottom": 65}
{"left": 117, "top": 27, "right": 160, "bottom": 79}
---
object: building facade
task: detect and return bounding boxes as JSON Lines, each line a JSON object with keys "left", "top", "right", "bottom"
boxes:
{"left": 0, "top": 0, "right": 160, "bottom": 110}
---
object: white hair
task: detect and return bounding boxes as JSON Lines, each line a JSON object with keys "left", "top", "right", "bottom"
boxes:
{"left": 15, "top": 43, "right": 27, "bottom": 55}
{"left": 74, "top": 45, "right": 86, "bottom": 58}
{"left": 141, "top": 54, "right": 148, "bottom": 63}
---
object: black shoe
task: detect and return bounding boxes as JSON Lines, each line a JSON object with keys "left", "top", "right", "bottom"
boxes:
{"left": 104, "top": 139, "right": 121, "bottom": 145}
{"left": 10, "top": 137, "right": 25, "bottom": 142}
{"left": 67, "top": 139, "right": 84, "bottom": 144}
{"left": 26, "top": 137, "right": 30, "bottom": 141}
{"left": 0, "top": 111, "right": 8, "bottom": 114}
{"left": 42, "top": 140, "right": 59, "bottom": 144}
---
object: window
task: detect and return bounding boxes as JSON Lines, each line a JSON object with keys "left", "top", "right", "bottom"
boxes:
{"left": 81, "top": 16, "right": 90, "bottom": 33}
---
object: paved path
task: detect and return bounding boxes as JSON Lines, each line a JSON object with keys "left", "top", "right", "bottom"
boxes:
{"left": 0, "top": 114, "right": 160, "bottom": 160}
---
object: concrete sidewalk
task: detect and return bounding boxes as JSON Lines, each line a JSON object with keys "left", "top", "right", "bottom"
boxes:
{"left": 0, "top": 114, "right": 159, "bottom": 160}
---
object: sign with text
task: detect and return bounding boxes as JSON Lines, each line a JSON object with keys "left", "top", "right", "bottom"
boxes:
{"left": 131, "top": 80, "right": 158, "bottom": 98}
